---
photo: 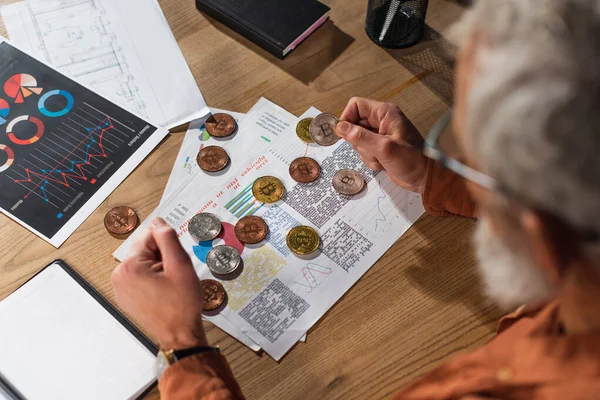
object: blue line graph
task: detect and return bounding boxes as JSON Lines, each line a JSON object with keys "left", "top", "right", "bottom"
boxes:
{"left": 374, "top": 178, "right": 387, "bottom": 232}
{"left": 16, "top": 118, "right": 113, "bottom": 203}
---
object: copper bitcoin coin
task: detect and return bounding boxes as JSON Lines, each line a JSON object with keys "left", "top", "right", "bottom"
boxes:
{"left": 289, "top": 157, "right": 321, "bottom": 183}
{"left": 205, "top": 113, "right": 237, "bottom": 138}
{"left": 104, "top": 206, "right": 139, "bottom": 238}
{"left": 235, "top": 216, "right": 268, "bottom": 244}
{"left": 202, "top": 279, "right": 226, "bottom": 311}
{"left": 309, "top": 113, "right": 340, "bottom": 146}
{"left": 332, "top": 169, "right": 365, "bottom": 196}
{"left": 197, "top": 145, "right": 229, "bottom": 172}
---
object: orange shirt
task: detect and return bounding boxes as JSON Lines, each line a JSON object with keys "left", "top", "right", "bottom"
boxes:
{"left": 159, "top": 161, "right": 599, "bottom": 400}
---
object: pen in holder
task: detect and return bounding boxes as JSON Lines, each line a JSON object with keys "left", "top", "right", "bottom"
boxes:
{"left": 365, "top": 0, "right": 429, "bottom": 48}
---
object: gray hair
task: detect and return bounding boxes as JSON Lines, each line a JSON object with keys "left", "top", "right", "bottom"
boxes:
{"left": 454, "top": 0, "right": 600, "bottom": 236}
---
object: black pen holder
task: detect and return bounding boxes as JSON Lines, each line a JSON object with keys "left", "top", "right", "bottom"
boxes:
{"left": 365, "top": 0, "right": 429, "bottom": 48}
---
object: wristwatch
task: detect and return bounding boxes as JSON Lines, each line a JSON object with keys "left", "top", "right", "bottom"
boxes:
{"left": 155, "top": 346, "right": 220, "bottom": 379}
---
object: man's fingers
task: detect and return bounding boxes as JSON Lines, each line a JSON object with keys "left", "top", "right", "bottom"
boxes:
{"left": 360, "top": 155, "right": 384, "bottom": 171}
{"left": 340, "top": 97, "right": 375, "bottom": 124}
{"left": 337, "top": 121, "right": 390, "bottom": 153}
{"left": 150, "top": 218, "right": 193, "bottom": 275}
{"left": 354, "top": 146, "right": 383, "bottom": 168}
{"left": 129, "top": 226, "right": 158, "bottom": 259}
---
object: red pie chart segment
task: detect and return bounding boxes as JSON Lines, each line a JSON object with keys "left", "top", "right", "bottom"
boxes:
{"left": 4, "top": 74, "right": 43, "bottom": 104}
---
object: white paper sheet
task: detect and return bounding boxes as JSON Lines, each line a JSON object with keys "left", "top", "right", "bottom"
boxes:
{"left": 160, "top": 98, "right": 296, "bottom": 205}
{"left": 117, "top": 105, "right": 424, "bottom": 360}
{"left": 161, "top": 108, "right": 246, "bottom": 204}
{"left": 0, "top": 263, "right": 156, "bottom": 400}
{"left": 2, "top": 0, "right": 208, "bottom": 128}
{"left": 125, "top": 99, "right": 308, "bottom": 350}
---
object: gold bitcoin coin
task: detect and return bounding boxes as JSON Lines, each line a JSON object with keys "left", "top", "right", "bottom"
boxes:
{"left": 286, "top": 226, "right": 320, "bottom": 255}
{"left": 296, "top": 117, "right": 314, "bottom": 143}
{"left": 252, "top": 176, "right": 285, "bottom": 204}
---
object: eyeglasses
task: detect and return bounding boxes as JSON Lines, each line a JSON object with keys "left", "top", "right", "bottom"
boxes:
{"left": 423, "top": 110, "right": 600, "bottom": 242}
{"left": 423, "top": 109, "right": 496, "bottom": 191}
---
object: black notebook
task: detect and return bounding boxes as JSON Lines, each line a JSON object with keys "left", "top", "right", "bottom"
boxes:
{"left": 0, "top": 260, "right": 157, "bottom": 400}
{"left": 196, "top": 0, "right": 331, "bottom": 58}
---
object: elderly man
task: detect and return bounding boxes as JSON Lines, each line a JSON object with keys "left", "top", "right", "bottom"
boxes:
{"left": 111, "top": 0, "right": 600, "bottom": 398}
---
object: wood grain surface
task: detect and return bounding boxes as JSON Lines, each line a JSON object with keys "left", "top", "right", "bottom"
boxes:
{"left": 0, "top": 1, "right": 504, "bottom": 399}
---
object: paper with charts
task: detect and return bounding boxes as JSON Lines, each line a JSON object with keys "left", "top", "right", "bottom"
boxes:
{"left": 162, "top": 99, "right": 307, "bottom": 350}
{"left": 2, "top": 0, "right": 208, "bottom": 128}
{"left": 161, "top": 108, "right": 245, "bottom": 204}
{"left": 116, "top": 105, "right": 425, "bottom": 360}
{"left": 0, "top": 38, "right": 168, "bottom": 247}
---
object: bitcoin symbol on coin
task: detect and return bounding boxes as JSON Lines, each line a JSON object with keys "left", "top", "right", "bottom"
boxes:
{"left": 319, "top": 123, "right": 334, "bottom": 137}
{"left": 216, "top": 252, "right": 232, "bottom": 267}
{"left": 296, "top": 234, "right": 311, "bottom": 245}
{"left": 260, "top": 182, "right": 277, "bottom": 196}
{"left": 341, "top": 176, "right": 355, "bottom": 186}
{"left": 297, "top": 162, "right": 311, "bottom": 176}
{"left": 204, "top": 149, "right": 220, "bottom": 164}
{"left": 242, "top": 223, "right": 260, "bottom": 236}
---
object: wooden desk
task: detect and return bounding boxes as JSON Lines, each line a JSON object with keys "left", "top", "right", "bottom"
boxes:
{"left": 0, "top": 0, "right": 503, "bottom": 398}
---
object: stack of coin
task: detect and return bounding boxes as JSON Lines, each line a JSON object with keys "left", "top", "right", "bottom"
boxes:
{"left": 286, "top": 226, "right": 320, "bottom": 255}
{"left": 197, "top": 145, "right": 229, "bottom": 172}
{"left": 296, "top": 117, "right": 314, "bottom": 143}
{"left": 104, "top": 206, "right": 139, "bottom": 239}
{"left": 206, "top": 113, "right": 237, "bottom": 138}
{"left": 252, "top": 176, "right": 285, "bottom": 203}
{"left": 201, "top": 279, "right": 227, "bottom": 311}
{"left": 309, "top": 113, "right": 340, "bottom": 146}
{"left": 332, "top": 169, "right": 365, "bottom": 196}
{"left": 235, "top": 216, "right": 268, "bottom": 244}
{"left": 206, "top": 245, "right": 242, "bottom": 275}
{"left": 289, "top": 157, "right": 321, "bottom": 183}
{"left": 188, "top": 213, "right": 222, "bottom": 243}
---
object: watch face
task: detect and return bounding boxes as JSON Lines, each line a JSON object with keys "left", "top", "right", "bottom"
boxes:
{"left": 155, "top": 352, "right": 169, "bottom": 380}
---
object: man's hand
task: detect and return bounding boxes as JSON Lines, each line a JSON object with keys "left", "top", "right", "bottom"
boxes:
{"left": 337, "top": 97, "right": 429, "bottom": 194}
{"left": 112, "top": 218, "right": 208, "bottom": 350}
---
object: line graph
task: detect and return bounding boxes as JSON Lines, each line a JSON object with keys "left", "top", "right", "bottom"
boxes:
{"left": 0, "top": 39, "right": 164, "bottom": 245}
{"left": 343, "top": 174, "right": 418, "bottom": 238}
{"left": 292, "top": 263, "right": 333, "bottom": 294}
{"left": 15, "top": 117, "right": 113, "bottom": 202}
{"left": 3, "top": 102, "right": 133, "bottom": 210}
{"left": 374, "top": 178, "right": 387, "bottom": 232}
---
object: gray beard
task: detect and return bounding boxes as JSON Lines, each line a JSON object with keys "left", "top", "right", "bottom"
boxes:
{"left": 474, "top": 219, "right": 557, "bottom": 310}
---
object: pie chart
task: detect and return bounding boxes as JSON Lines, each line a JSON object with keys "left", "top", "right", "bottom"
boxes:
{"left": 7, "top": 115, "right": 45, "bottom": 145}
{"left": 0, "top": 144, "right": 14, "bottom": 172}
{"left": 4, "top": 74, "right": 43, "bottom": 104}
{"left": 0, "top": 99, "right": 9, "bottom": 126}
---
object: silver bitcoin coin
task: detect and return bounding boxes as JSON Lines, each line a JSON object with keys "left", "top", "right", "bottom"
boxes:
{"left": 332, "top": 169, "right": 365, "bottom": 196}
{"left": 188, "top": 213, "right": 222, "bottom": 243}
{"left": 206, "top": 245, "right": 241, "bottom": 275}
{"left": 309, "top": 113, "right": 340, "bottom": 146}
